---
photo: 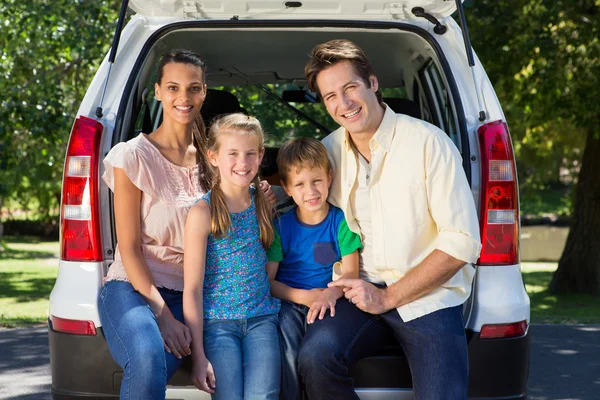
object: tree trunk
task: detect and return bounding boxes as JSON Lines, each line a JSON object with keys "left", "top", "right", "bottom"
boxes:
{"left": 549, "top": 129, "right": 600, "bottom": 295}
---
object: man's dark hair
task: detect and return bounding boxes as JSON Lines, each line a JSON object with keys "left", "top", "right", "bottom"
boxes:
{"left": 305, "top": 39, "right": 382, "bottom": 103}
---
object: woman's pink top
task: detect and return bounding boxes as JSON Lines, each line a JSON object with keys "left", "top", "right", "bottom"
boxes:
{"left": 102, "top": 133, "right": 205, "bottom": 291}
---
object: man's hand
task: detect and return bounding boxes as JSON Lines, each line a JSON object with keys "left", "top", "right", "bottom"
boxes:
{"left": 328, "top": 279, "right": 392, "bottom": 315}
{"left": 259, "top": 180, "right": 277, "bottom": 204}
{"left": 306, "top": 287, "right": 342, "bottom": 324}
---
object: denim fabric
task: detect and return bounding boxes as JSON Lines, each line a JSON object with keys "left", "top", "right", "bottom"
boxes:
{"left": 298, "top": 299, "right": 468, "bottom": 400}
{"left": 98, "top": 281, "right": 186, "bottom": 400}
{"left": 278, "top": 300, "right": 309, "bottom": 400}
{"left": 203, "top": 313, "right": 281, "bottom": 400}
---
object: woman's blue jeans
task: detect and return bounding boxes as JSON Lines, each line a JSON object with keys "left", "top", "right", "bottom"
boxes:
{"left": 203, "top": 313, "right": 281, "bottom": 400}
{"left": 298, "top": 299, "right": 469, "bottom": 400}
{"left": 98, "top": 281, "right": 186, "bottom": 400}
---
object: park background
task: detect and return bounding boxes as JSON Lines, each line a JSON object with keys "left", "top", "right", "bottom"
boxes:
{"left": 0, "top": 0, "right": 599, "bottom": 327}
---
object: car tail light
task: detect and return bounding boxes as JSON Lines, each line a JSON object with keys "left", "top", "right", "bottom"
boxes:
{"left": 60, "top": 116, "right": 104, "bottom": 261}
{"left": 477, "top": 121, "right": 519, "bottom": 265}
{"left": 480, "top": 320, "right": 527, "bottom": 339}
{"left": 51, "top": 315, "right": 97, "bottom": 335}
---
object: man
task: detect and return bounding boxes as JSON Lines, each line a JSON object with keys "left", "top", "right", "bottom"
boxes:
{"left": 297, "top": 39, "right": 482, "bottom": 400}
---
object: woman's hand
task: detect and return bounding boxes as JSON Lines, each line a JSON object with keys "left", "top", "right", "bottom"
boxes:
{"left": 191, "top": 354, "right": 216, "bottom": 393}
{"left": 259, "top": 180, "right": 277, "bottom": 204}
{"left": 307, "top": 288, "right": 341, "bottom": 324}
{"left": 157, "top": 311, "right": 192, "bottom": 359}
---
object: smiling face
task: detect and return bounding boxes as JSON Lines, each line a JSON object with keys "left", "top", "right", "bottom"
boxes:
{"left": 208, "top": 130, "right": 264, "bottom": 190}
{"left": 283, "top": 166, "right": 332, "bottom": 220}
{"left": 155, "top": 62, "right": 206, "bottom": 127}
{"left": 316, "top": 60, "right": 384, "bottom": 139}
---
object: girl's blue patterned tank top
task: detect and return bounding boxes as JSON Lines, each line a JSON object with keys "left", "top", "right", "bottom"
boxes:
{"left": 201, "top": 189, "right": 280, "bottom": 320}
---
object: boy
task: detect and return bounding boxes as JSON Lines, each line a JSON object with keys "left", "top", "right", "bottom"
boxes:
{"left": 266, "top": 137, "right": 362, "bottom": 400}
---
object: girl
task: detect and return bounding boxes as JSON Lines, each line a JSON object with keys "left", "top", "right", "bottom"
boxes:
{"left": 99, "top": 50, "right": 274, "bottom": 400}
{"left": 183, "top": 113, "right": 281, "bottom": 399}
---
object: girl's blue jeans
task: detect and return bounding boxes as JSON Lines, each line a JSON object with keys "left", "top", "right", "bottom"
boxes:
{"left": 204, "top": 313, "right": 281, "bottom": 400}
{"left": 98, "top": 280, "right": 186, "bottom": 400}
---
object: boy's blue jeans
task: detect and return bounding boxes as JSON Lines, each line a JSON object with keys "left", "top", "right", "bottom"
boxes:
{"left": 98, "top": 281, "right": 186, "bottom": 400}
{"left": 203, "top": 313, "right": 281, "bottom": 400}
{"left": 296, "top": 298, "right": 469, "bottom": 400}
{"left": 278, "top": 300, "right": 310, "bottom": 400}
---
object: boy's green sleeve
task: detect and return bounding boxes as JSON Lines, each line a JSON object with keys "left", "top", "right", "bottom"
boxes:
{"left": 337, "top": 218, "right": 362, "bottom": 257}
{"left": 266, "top": 229, "right": 284, "bottom": 262}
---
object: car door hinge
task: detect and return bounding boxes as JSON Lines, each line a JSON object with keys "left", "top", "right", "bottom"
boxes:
{"left": 388, "top": 3, "right": 411, "bottom": 19}
{"left": 182, "top": 1, "right": 200, "bottom": 19}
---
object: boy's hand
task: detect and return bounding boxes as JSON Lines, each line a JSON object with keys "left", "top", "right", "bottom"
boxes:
{"left": 298, "top": 288, "right": 324, "bottom": 307}
{"left": 307, "top": 288, "right": 341, "bottom": 324}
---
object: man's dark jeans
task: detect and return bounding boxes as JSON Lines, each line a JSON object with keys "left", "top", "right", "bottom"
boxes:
{"left": 297, "top": 299, "right": 468, "bottom": 400}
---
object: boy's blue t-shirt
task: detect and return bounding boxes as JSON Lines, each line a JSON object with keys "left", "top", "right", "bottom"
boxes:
{"left": 267, "top": 205, "right": 362, "bottom": 290}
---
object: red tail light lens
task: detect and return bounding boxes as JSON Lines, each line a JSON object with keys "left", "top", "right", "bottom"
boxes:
{"left": 478, "top": 121, "right": 519, "bottom": 265}
{"left": 60, "top": 116, "right": 104, "bottom": 261}
{"left": 51, "top": 315, "right": 97, "bottom": 336}
{"left": 480, "top": 320, "right": 527, "bottom": 339}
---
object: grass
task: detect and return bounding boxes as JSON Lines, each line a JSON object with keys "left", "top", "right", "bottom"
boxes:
{"left": 0, "top": 237, "right": 598, "bottom": 327}
{"left": 0, "top": 236, "right": 59, "bottom": 328}
{"left": 521, "top": 262, "right": 600, "bottom": 324}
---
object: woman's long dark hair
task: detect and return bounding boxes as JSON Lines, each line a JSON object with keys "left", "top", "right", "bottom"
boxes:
{"left": 156, "top": 49, "right": 213, "bottom": 192}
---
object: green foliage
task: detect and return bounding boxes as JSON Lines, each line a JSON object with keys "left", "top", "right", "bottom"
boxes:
{"left": 219, "top": 85, "right": 336, "bottom": 146}
{"left": 0, "top": 0, "right": 122, "bottom": 219}
{"left": 467, "top": 0, "right": 600, "bottom": 210}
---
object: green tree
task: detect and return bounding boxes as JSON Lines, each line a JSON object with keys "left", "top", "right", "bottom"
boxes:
{"left": 467, "top": 0, "right": 600, "bottom": 294}
{"left": 0, "top": 0, "right": 122, "bottom": 239}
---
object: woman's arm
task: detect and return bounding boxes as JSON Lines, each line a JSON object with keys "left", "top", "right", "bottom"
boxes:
{"left": 183, "top": 201, "right": 215, "bottom": 393}
{"left": 266, "top": 261, "right": 323, "bottom": 307}
{"left": 113, "top": 168, "right": 191, "bottom": 358}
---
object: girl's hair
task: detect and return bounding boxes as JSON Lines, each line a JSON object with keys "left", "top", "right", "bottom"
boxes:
{"left": 156, "top": 49, "right": 213, "bottom": 192}
{"left": 207, "top": 113, "right": 274, "bottom": 248}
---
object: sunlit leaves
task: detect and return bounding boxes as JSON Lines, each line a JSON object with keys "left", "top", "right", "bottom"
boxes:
{"left": 0, "top": 0, "right": 122, "bottom": 218}
{"left": 467, "top": 0, "right": 599, "bottom": 202}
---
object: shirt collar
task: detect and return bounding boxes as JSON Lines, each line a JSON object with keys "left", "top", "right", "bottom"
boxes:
{"left": 342, "top": 104, "right": 396, "bottom": 154}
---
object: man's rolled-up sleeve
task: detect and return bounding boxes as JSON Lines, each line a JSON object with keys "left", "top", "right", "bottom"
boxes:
{"left": 425, "top": 131, "right": 482, "bottom": 264}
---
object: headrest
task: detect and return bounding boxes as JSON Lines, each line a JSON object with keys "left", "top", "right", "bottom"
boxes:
{"left": 201, "top": 89, "right": 246, "bottom": 127}
{"left": 384, "top": 98, "right": 422, "bottom": 120}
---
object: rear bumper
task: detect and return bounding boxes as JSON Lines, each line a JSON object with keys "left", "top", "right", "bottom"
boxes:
{"left": 49, "top": 320, "right": 529, "bottom": 400}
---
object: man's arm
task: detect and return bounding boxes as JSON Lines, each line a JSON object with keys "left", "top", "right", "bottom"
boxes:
{"left": 330, "top": 249, "right": 465, "bottom": 314}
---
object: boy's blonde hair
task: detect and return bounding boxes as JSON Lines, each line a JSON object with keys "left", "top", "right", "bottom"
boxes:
{"left": 207, "top": 113, "right": 274, "bottom": 248}
{"left": 277, "top": 137, "right": 332, "bottom": 185}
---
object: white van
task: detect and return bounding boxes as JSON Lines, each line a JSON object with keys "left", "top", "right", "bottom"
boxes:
{"left": 48, "top": 1, "right": 530, "bottom": 399}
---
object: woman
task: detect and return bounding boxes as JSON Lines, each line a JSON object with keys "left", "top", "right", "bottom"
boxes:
{"left": 98, "top": 49, "right": 274, "bottom": 400}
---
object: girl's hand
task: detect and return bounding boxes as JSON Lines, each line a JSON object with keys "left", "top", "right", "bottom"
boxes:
{"left": 259, "top": 180, "right": 277, "bottom": 204}
{"left": 157, "top": 312, "right": 192, "bottom": 359}
{"left": 307, "top": 288, "right": 341, "bottom": 324}
{"left": 191, "top": 355, "right": 216, "bottom": 393}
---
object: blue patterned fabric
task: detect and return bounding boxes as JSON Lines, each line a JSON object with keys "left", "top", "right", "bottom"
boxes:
{"left": 201, "top": 189, "right": 280, "bottom": 320}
